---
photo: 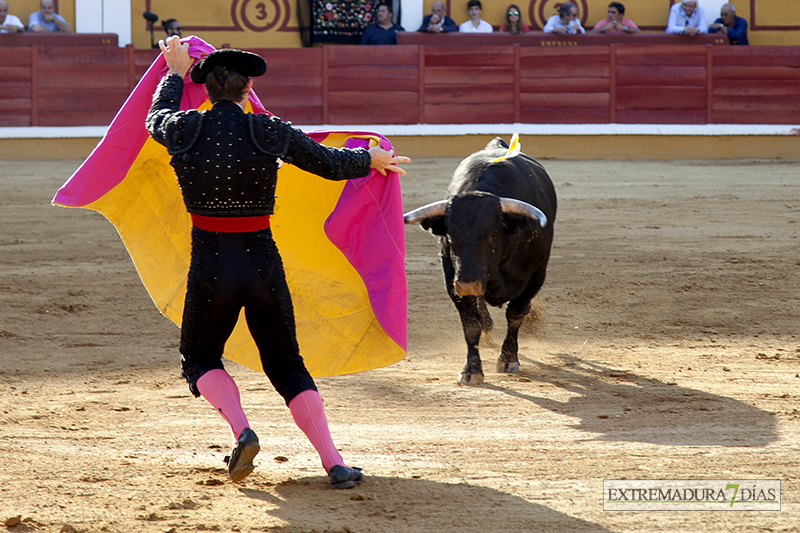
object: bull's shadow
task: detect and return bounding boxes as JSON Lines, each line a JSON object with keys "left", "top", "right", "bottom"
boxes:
{"left": 238, "top": 475, "right": 613, "bottom": 533}
{"left": 486, "top": 353, "right": 777, "bottom": 447}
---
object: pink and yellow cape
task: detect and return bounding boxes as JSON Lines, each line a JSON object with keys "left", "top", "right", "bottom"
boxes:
{"left": 52, "top": 37, "right": 407, "bottom": 376}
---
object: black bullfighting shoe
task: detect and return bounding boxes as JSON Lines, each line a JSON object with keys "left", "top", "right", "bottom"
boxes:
{"left": 224, "top": 427, "right": 260, "bottom": 483}
{"left": 328, "top": 465, "right": 363, "bottom": 490}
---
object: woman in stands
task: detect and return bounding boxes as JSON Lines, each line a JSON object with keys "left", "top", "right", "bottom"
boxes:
{"left": 500, "top": 4, "right": 529, "bottom": 34}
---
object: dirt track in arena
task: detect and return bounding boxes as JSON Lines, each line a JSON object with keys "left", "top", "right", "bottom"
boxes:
{"left": 1, "top": 156, "right": 799, "bottom": 532}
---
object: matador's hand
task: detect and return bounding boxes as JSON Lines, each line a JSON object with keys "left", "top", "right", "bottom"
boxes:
{"left": 159, "top": 35, "right": 192, "bottom": 79}
{"left": 369, "top": 146, "right": 411, "bottom": 176}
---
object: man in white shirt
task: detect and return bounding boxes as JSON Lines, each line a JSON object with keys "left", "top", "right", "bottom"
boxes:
{"left": 543, "top": 2, "right": 585, "bottom": 34}
{"left": 459, "top": 0, "right": 493, "bottom": 33}
{"left": 0, "top": 0, "right": 25, "bottom": 33}
{"left": 666, "top": 0, "right": 707, "bottom": 36}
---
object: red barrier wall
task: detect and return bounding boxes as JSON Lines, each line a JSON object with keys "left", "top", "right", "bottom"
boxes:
{"left": 2, "top": 42, "right": 799, "bottom": 127}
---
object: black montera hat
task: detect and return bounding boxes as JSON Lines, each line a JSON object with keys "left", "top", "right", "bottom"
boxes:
{"left": 189, "top": 49, "right": 267, "bottom": 84}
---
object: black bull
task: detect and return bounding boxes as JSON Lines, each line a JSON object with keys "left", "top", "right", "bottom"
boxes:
{"left": 404, "top": 138, "right": 557, "bottom": 384}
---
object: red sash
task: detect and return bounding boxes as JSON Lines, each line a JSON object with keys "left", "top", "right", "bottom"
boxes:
{"left": 191, "top": 214, "right": 271, "bottom": 233}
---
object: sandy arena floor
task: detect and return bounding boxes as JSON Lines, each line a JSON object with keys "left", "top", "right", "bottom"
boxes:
{"left": 1, "top": 155, "right": 799, "bottom": 532}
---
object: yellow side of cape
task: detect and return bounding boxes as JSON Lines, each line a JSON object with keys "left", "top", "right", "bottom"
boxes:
{"left": 83, "top": 130, "right": 404, "bottom": 376}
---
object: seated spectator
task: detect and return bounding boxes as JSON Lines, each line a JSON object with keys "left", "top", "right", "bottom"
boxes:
{"left": 418, "top": 0, "right": 457, "bottom": 33}
{"left": 459, "top": 0, "right": 492, "bottom": 33}
{"left": 28, "top": 0, "right": 71, "bottom": 33}
{"left": 361, "top": 2, "right": 404, "bottom": 45}
{"left": 151, "top": 18, "right": 182, "bottom": 49}
{"left": 591, "top": 2, "right": 641, "bottom": 34}
{"left": 543, "top": 2, "right": 585, "bottom": 34}
{"left": 499, "top": 4, "right": 529, "bottom": 34}
{"left": 163, "top": 18, "right": 182, "bottom": 39}
{"left": 666, "top": 0, "right": 706, "bottom": 36}
{"left": 709, "top": 2, "right": 748, "bottom": 45}
{"left": 0, "top": 1, "right": 25, "bottom": 33}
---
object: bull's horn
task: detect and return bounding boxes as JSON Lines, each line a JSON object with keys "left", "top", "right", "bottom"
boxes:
{"left": 499, "top": 197, "right": 548, "bottom": 227}
{"left": 403, "top": 200, "right": 447, "bottom": 224}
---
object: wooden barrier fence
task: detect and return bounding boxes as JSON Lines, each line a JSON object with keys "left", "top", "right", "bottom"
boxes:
{"left": 2, "top": 43, "right": 799, "bottom": 127}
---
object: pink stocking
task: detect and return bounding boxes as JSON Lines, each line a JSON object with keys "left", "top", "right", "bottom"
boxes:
{"left": 288, "top": 389, "right": 346, "bottom": 472}
{"left": 195, "top": 368, "right": 250, "bottom": 439}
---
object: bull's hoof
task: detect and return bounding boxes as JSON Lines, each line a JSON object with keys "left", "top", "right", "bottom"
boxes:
{"left": 459, "top": 372, "right": 484, "bottom": 385}
{"left": 497, "top": 359, "right": 520, "bottom": 373}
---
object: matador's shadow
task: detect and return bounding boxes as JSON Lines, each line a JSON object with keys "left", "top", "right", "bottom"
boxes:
{"left": 486, "top": 353, "right": 777, "bottom": 447}
{"left": 239, "top": 475, "right": 612, "bottom": 533}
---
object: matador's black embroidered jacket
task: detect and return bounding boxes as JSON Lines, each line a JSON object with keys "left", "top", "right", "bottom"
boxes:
{"left": 146, "top": 73, "right": 372, "bottom": 217}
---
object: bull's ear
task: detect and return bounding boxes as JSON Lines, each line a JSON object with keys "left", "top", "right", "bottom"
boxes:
{"left": 420, "top": 216, "right": 447, "bottom": 236}
{"left": 486, "top": 136, "right": 508, "bottom": 151}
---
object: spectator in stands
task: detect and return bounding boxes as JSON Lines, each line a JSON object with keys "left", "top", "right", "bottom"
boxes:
{"left": 0, "top": 1, "right": 25, "bottom": 33}
{"left": 28, "top": 0, "right": 71, "bottom": 32}
{"left": 0, "top": 0, "right": 25, "bottom": 33}
{"left": 459, "top": 0, "right": 492, "bottom": 33}
{"left": 163, "top": 18, "right": 182, "bottom": 39}
{"left": 709, "top": 3, "right": 748, "bottom": 45}
{"left": 361, "top": 2, "right": 404, "bottom": 44}
{"left": 543, "top": 2, "right": 585, "bottom": 34}
{"left": 666, "top": 0, "right": 706, "bottom": 36}
{"left": 500, "top": 4, "right": 529, "bottom": 34}
{"left": 418, "top": 0, "right": 457, "bottom": 33}
{"left": 591, "top": 2, "right": 641, "bottom": 34}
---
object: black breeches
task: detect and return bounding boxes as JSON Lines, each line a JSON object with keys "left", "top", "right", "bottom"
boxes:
{"left": 179, "top": 227, "right": 316, "bottom": 404}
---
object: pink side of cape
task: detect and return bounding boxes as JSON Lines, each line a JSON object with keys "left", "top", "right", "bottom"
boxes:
{"left": 52, "top": 36, "right": 265, "bottom": 207}
{"left": 319, "top": 134, "right": 407, "bottom": 351}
